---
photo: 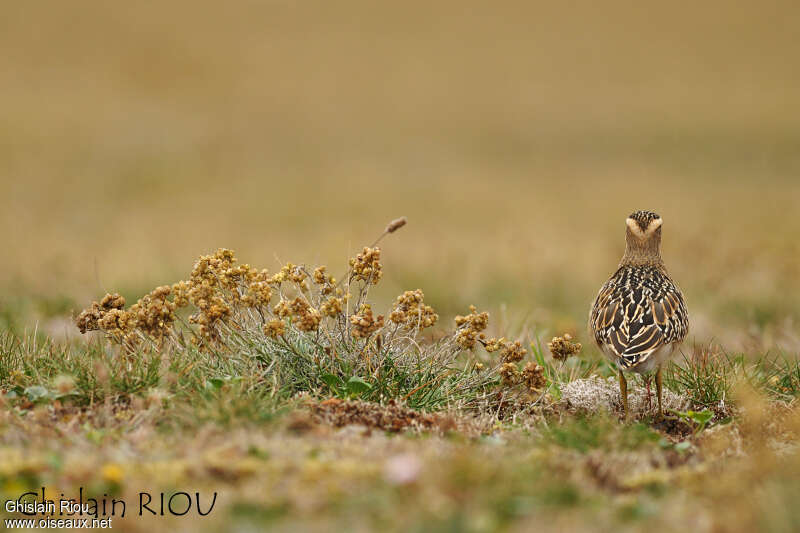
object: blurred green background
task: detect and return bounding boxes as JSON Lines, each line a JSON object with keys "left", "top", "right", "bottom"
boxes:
{"left": 2, "top": 0, "right": 799, "bottom": 353}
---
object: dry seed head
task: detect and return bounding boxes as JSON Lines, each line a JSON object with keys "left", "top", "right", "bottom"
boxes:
{"left": 268, "top": 271, "right": 286, "bottom": 285}
{"left": 76, "top": 292, "right": 126, "bottom": 333}
{"left": 313, "top": 266, "right": 328, "bottom": 285}
{"left": 286, "top": 297, "right": 321, "bottom": 332}
{"left": 77, "top": 284, "right": 180, "bottom": 342}
{"left": 312, "top": 266, "right": 336, "bottom": 291}
{"left": 273, "top": 299, "right": 292, "bottom": 318}
{"left": 548, "top": 335, "right": 582, "bottom": 361}
{"left": 100, "top": 293, "right": 125, "bottom": 310}
{"left": 127, "top": 285, "right": 178, "bottom": 340}
{"left": 500, "top": 340, "right": 527, "bottom": 364}
{"left": 483, "top": 337, "right": 527, "bottom": 362}
{"left": 350, "top": 247, "right": 383, "bottom": 284}
{"left": 482, "top": 337, "right": 503, "bottom": 353}
{"left": 320, "top": 297, "right": 344, "bottom": 318}
{"left": 289, "top": 266, "right": 306, "bottom": 284}
{"left": 389, "top": 289, "right": 438, "bottom": 329}
{"left": 76, "top": 302, "right": 103, "bottom": 333}
{"left": 244, "top": 280, "right": 273, "bottom": 307}
{"left": 97, "top": 308, "right": 132, "bottom": 336}
{"left": 454, "top": 305, "right": 490, "bottom": 349}
{"left": 522, "top": 362, "right": 546, "bottom": 391}
{"left": 385, "top": 216, "right": 407, "bottom": 234}
{"left": 350, "top": 304, "right": 385, "bottom": 338}
{"left": 171, "top": 280, "right": 191, "bottom": 307}
{"left": 263, "top": 319, "right": 286, "bottom": 338}
{"left": 500, "top": 363, "right": 520, "bottom": 386}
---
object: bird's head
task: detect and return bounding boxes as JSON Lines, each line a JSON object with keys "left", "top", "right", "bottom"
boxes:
{"left": 622, "top": 210, "right": 663, "bottom": 264}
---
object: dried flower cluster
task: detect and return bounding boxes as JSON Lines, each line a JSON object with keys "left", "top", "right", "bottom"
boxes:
{"left": 454, "top": 306, "right": 489, "bottom": 349}
{"left": 76, "top": 228, "right": 415, "bottom": 356}
{"left": 75, "top": 218, "right": 548, "bottom": 416}
{"left": 76, "top": 285, "right": 178, "bottom": 346}
{"left": 350, "top": 304, "right": 385, "bottom": 338}
{"left": 522, "top": 362, "right": 546, "bottom": 391}
{"left": 178, "top": 248, "right": 272, "bottom": 340}
{"left": 389, "top": 290, "right": 438, "bottom": 329}
{"left": 349, "top": 247, "right": 383, "bottom": 284}
{"left": 274, "top": 297, "right": 321, "bottom": 332}
{"left": 452, "top": 304, "right": 544, "bottom": 405}
{"left": 548, "top": 334, "right": 582, "bottom": 361}
{"left": 320, "top": 296, "right": 344, "bottom": 318}
{"left": 76, "top": 293, "right": 126, "bottom": 334}
{"left": 263, "top": 319, "right": 286, "bottom": 339}
{"left": 482, "top": 337, "right": 527, "bottom": 363}
{"left": 499, "top": 361, "right": 546, "bottom": 393}
{"left": 500, "top": 363, "right": 519, "bottom": 387}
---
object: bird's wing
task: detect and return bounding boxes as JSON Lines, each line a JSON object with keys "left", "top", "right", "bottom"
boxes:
{"left": 591, "top": 267, "right": 688, "bottom": 369}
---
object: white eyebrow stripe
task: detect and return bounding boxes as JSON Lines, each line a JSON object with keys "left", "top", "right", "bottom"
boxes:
{"left": 626, "top": 216, "right": 662, "bottom": 237}
{"left": 648, "top": 218, "right": 663, "bottom": 232}
{"left": 626, "top": 218, "right": 646, "bottom": 237}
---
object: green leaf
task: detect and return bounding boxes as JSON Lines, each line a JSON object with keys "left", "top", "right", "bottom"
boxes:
{"left": 24, "top": 386, "right": 50, "bottom": 402}
{"left": 532, "top": 343, "right": 546, "bottom": 367}
{"left": 206, "top": 378, "right": 225, "bottom": 390}
{"left": 320, "top": 373, "right": 345, "bottom": 393}
{"left": 674, "top": 441, "right": 691, "bottom": 453}
{"left": 687, "top": 410, "right": 713, "bottom": 425}
{"left": 346, "top": 376, "right": 372, "bottom": 395}
{"left": 54, "top": 392, "right": 79, "bottom": 401}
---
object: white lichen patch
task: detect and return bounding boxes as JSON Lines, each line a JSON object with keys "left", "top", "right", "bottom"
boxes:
{"left": 560, "top": 376, "right": 689, "bottom": 417}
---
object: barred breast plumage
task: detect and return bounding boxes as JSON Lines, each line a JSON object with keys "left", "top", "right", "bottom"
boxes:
{"left": 588, "top": 210, "right": 689, "bottom": 418}
{"left": 590, "top": 264, "right": 688, "bottom": 372}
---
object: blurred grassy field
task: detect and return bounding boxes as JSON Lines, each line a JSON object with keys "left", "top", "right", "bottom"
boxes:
{"left": 2, "top": 0, "right": 800, "bottom": 349}
{"left": 3, "top": 3, "right": 800, "bottom": 532}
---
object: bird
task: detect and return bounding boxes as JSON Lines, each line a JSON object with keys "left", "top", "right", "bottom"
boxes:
{"left": 589, "top": 210, "right": 688, "bottom": 419}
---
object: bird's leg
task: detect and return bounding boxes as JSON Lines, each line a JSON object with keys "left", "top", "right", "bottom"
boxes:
{"left": 645, "top": 376, "right": 652, "bottom": 412}
{"left": 656, "top": 366, "right": 663, "bottom": 420}
{"left": 618, "top": 369, "right": 629, "bottom": 420}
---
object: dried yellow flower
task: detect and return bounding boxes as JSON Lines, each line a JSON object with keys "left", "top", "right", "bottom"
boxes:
{"left": 500, "top": 340, "right": 527, "bottom": 364}
{"left": 499, "top": 363, "right": 519, "bottom": 386}
{"left": 100, "top": 293, "right": 126, "bottom": 310}
{"left": 522, "top": 362, "right": 546, "bottom": 391}
{"left": 454, "top": 305, "right": 489, "bottom": 349}
{"left": 274, "top": 297, "right": 321, "bottom": 332}
{"left": 320, "top": 297, "right": 343, "bottom": 318}
{"left": 263, "top": 319, "right": 286, "bottom": 338}
{"left": 350, "top": 304, "right": 385, "bottom": 338}
{"left": 127, "top": 285, "right": 177, "bottom": 340}
{"left": 548, "top": 334, "right": 582, "bottom": 361}
{"left": 273, "top": 299, "right": 291, "bottom": 318}
{"left": 76, "top": 292, "right": 126, "bottom": 333}
{"left": 389, "top": 289, "right": 438, "bottom": 329}
{"left": 482, "top": 337, "right": 503, "bottom": 352}
{"left": 313, "top": 266, "right": 328, "bottom": 285}
{"left": 245, "top": 280, "right": 273, "bottom": 307}
{"left": 350, "top": 247, "right": 382, "bottom": 284}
